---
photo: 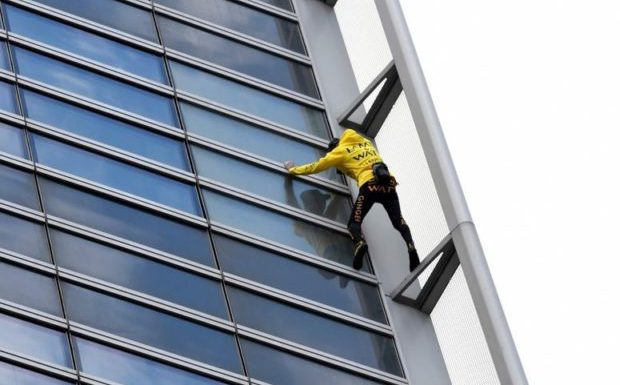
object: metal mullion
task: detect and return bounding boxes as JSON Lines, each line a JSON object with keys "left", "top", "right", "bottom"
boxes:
{"left": 0, "top": 249, "right": 55, "bottom": 274}
{"left": 203, "top": 182, "right": 349, "bottom": 234}
{"left": 166, "top": 49, "right": 324, "bottom": 109}
{"left": 8, "top": 35, "right": 173, "bottom": 96}
{"left": 0, "top": 30, "right": 7, "bottom": 39}
{"left": 224, "top": 273, "right": 393, "bottom": 336}
{"left": 69, "top": 323, "right": 249, "bottom": 385}
{"left": 210, "top": 224, "right": 377, "bottom": 283}
{"left": 0, "top": 151, "right": 35, "bottom": 170}
{"left": 7, "top": 0, "right": 163, "bottom": 54}
{"left": 0, "top": 69, "right": 15, "bottom": 82}
{"left": 237, "top": 327, "right": 407, "bottom": 385}
{"left": 58, "top": 269, "right": 234, "bottom": 333}
{"left": 153, "top": 5, "right": 310, "bottom": 64}
{"left": 36, "top": 166, "right": 207, "bottom": 227}
{"left": 0, "top": 350, "right": 78, "bottom": 382}
{"left": 231, "top": 0, "right": 298, "bottom": 21}
{"left": 0, "top": 301, "right": 67, "bottom": 330}
{"left": 117, "top": 0, "right": 153, "bottom": 10}
{"left": 16, "top": 76, "right": 182, "bottom": 134}
{"left": 0, "top": 199, "right": 44, "bottom": 221}
{"left": 188, "top": 136, "right": 349, "bottom": 194}
{"left": 28, "top": 121, "right": 195, "bottom": 183}
{"left": 179, "top": 93, "right": 328, "bottom": 146}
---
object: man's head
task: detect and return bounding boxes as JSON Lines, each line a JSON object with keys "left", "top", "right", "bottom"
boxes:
{"left": 327, "top": 137, "right": 340, "bottom": 152}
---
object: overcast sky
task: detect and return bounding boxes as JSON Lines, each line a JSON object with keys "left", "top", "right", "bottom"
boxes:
{"left": 401, "top": 1, "right": 620, "bottom": 384}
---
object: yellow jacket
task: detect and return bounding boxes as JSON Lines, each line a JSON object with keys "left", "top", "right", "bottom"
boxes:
{"left": 288, "top": 129, "right": 383, "bottom": 187}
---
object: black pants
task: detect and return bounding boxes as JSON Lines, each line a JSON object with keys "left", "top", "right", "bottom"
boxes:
{"left": 347, "top": 178, "right": 414, "bottom": 246}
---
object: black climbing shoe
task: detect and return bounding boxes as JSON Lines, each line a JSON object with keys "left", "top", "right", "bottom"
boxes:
{"left": 408, "top": 244, "right": 420, "bottom": 272}
{"left": 352, "top": 240, "right": 367, "bottom": 270}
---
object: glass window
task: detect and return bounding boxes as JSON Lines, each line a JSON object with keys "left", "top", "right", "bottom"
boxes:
{"left": 258, "top": 0, "right": 294, "bottom": 12}
{"left": 228, "top": 286, "right": 402, "bottom": 375}
{"left": 171, "top": 61, "right": 328, "bottom": 138}
{"left": 192, "top": 146, "right": 350, "bottom": 223}
{"left": 203, "top": 189, "right": 365, "bottom": 271}
{"left": 22, "top": 90, "right": 189, "bottom": 170}
{"left": 181, "top": 102, "right": 341, "bottom": 182}
{"left": 213, "top": 235, "right": 386, "bottom": 323}
{"left": 0, "top": 80, "right": 19, "bottom": 114}
{"left": 32, "top": 0, "right": 159, "bottom": 42}
{"left": 0, "top": 262, "right": 62, "bottom": 316}
{"left": 4, "top": 5, "right": 167, "bottom": 83}
{"left": 155, "top": 0, "right": 305, "bottom": 54}
{"left": 31, "top": 134, "right": 200, "bottom": 215}
{"left": 0, "top": 361, "right": 73, "bottom": 385}
{"left": 0, "top": 122, "right": 28, "bottom": 159}
{"left": 75, "top": 338, "right": 229, "bottom": 385}
{"left": 158, "top": 16, "right": 317, "bottom": 98}
{"left": 62, "top": 283, "right": 242, "bottom": 373}
{"left": 241, "top": 339, "right": 387, "bottom": 385}
{"left": 0, "top": 162, "right": 39, "bottom": 210}
{"left": 40, "top": 178, "right": 214, "bottom": 266}
{"left": 51, "top": 229, "right": 228, "bottom": 319}
{"left": 0, "top": 40, "right": 11, "bottom": 71}
{"left": 13, "top": 47, "right": 178, "bottom": 127}
{"left": 0, "top": 313, "right": 72, "bottom": 367}
{"left": 0, "top": 211, "right": 50, "bottom": 262}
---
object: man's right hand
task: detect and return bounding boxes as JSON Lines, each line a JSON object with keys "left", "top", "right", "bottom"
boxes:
{"left": 284, "top": 161, "right": 295, "bottom": 171}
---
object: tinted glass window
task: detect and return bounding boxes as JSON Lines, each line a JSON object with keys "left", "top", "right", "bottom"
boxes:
{"left": 51, "top": 229, "right": 228, "bottom": 318}
{"left": 40, "top": 178, "right": 214, "bottom": 266}
{"left": 0, "top": 361, "right": 73, "bottom": 385}
{"left": 0, "top": 313, "right": 72, "bottom": 367}
{"left": 0, "top": 262, "right": 62, "bottom": 316}
{"left": 158, "top": 16, "right": 317, "bottom": 98}
{"left": 0, "top": 163, "right": 39, "bottom": 210}
{"left": 214, "top": 235, "right": 386, "bottom": 323}
{"left": 181, "top": 102, "right": 340, "bottom": 182}
{"left": 0, "top": 212, "right": 50, "bottom": 262}
{"left": 5, "top": 5, "right": 167, "bottom": 83}
{"left": 156, "top": 0, "right": 305, "bottom": 54}
{"left": 22, "top": 90, "right": 189, "bottom": 170}
{"left": 31, "top": 134, "right": 200, "bottom": 215}
{"left": 228, "top": 286, "right": 402, "bottom": 375}
{"left": 0, "top": 40, "right": 10, "bottom": 70}
{"left": 241, "top": 339, "right": 387, "bottom": 385}
{"left": 0, "top": 80, "right": 19, "bottom": 114}
{"left": 0, "top": 122, "right": 27, "bottom": 158}
{"left": 32, "top": 0, "right": 159, "bottom": 42}
{"left": 13, "top": 47, "right": 178, "bottom": 127}
{"left": 203, "top": 189, "right": 364, "bottom": 270}
{"left": 171, "top": 61, "right": 328, "bottom": 138}
{"left": 192, "top": 146, "right": 350, "bottom": 223}
{"left": 259, "top": 0, "right": 294, "bottom": 12}
{"left": 75, "top": 338, "right": 229, "bottom": 385}
{"left": 62, "top": 283, "right": 242, "bottom": 373}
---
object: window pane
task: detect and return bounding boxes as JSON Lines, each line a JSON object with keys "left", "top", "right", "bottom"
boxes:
{"left": 0, "top": 211, "right": 50, "bottom": 262}
{"left": 213, "top": 235, "right": 386, "bottom": 323}
{"left": 228, "top": 286, "right": 402, "bottom": 375}
{"left": 0, "top": 80, "right": 19, "bottom": 114}
{"left": 259, "top": 0, "right": 294, "bottom": 12}
{"left": 13, "top": 47, "right": 178, "bottom": 127}
{"left": 40, "top": 178, "right": 214, "bottom": 266}
{"left": 203, "top": 189, "right": 365, "bottom": 271}
{"left": 0, "top": 361, "right": 73, "bottom": 385}
{"left": 171, "top": 61, "right": 328, "bottom": 138}
{"left": 0, "top": 40, "right": 10, "bottom": 70}
{"left": 5, "top": 5, "right": 167, "bottom": 83}
{"left": 180, "top": 102, "right": 340, "bottom": 182}
{"left": 0, "top": 162, "right": 39, "bottom": 210}
{"left": 75, "top": 338, "right": 229, "bottom": 385}
{"left": 0, "top": 122, "right": 27, "bottom": 158}
{"left": 241, "top": 339, "right": 387, "bottom": 385}
{"left": 0, "top": 262, "right": 62, "bottom": 316}
{"left": 51, "top": 229, "right": 228, "bottom": 318}
{"left": 62, "top": 283, "right": 242, "bottom": 373}
{"left": 31, "top": 134, "right": 200, "bottom": 215}
{"left": 32, "top": 0, "right": 158, "bottom": 42}
{"left": 22, "top": 90, "right": 189, "bottom": 170}
{"left": 156, "top": 0, "right": 305, "bottom": 54}
{"left": 192, "top": 146, "right": 350, "bottom": 223}
{"left": 158, "top": 16, "right": 317, "bottom": 98}
{"left": 0, "top": 313, "right": 72, "bottom": 367}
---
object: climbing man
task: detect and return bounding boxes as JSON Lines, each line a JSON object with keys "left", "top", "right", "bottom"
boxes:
{"left": 284, "top": 128, "right": 420, "bottom": 272}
